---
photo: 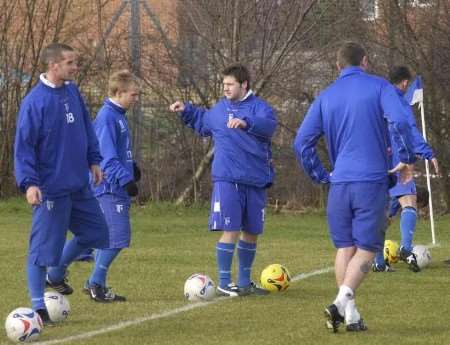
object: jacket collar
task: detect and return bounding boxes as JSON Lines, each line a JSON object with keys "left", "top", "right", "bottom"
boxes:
{"left": 105, "top": 98, "right": 126, "bottom": 114}
{"left": 225, "top": 90, "right": 254, "bottom": 106}
{"left": 39, "top": 73, "right": 70, "bottom": 88}
{"left": 241, "top": 89, "right": 253, "bottom": 101}
{"left": 339, "top": 66, "right": 365, "bottom": 78}
{"left": 394, "top": 86, "right": 405, "bottom": 96}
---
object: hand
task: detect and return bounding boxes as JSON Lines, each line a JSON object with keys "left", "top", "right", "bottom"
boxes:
{"left": 227, "top": 118, "right": 247, "bottom": 129}
{"left": 431, "top": 158, "right": 439, "bottom": 176}
{"left": 26, "top": 186, "right": 42, "bottom": 205}
{"left": 169, "top": 101, "right": 185, "bottom": 113}
{"left": 90, "top": 165, "right": 103, "bottom": 185}
{"left": 386, "top": 216, "right": 393, "bottom": 228}
{"left": 388, "top": 162, "right": 414, "bottom": 184}
{"left": 133, "top": 161, "right": 141, "bottom": 182}
{"left": 125, "top": 181, "right": 139, "bottom": 197}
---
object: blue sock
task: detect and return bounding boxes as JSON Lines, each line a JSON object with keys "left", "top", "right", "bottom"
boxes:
{"left": 89, "top": 248, "right": 121, "bottom": 287}
{"left": 237, "top": 240, "right": 257, "bottom": 288}
{"left": 374, "top": 251, "right": 385, "bottom": 266}
{"left": 47, "top": 238, "right": 87, "bottom": 282}
{"left": 400, "top": 207, "right": 417, "bottom": 252}
{"left": 216, "top": 242, "right": 235, "bottom": 288}
{"left": 27, "top": 262, "right": 46, "bottom": 311}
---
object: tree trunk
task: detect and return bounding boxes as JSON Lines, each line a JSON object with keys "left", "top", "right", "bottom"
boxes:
{"left": 175, "top": 147, "right": 214, "bottom": 205}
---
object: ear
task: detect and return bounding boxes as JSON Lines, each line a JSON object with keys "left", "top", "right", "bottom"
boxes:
{"left": 336, "top": 61, "right": 341, "bottom": 71}
{"left": 242, "top": 80, "right": 248, "bottom": 90}
{"left": 47, "top": 60, "right": 58, "bottom": 71}
{"left": 399, "top": 79, "right": 409, "bottom": 92}
{"left": 360, "top": 56, "right": 368, "bottom": 70}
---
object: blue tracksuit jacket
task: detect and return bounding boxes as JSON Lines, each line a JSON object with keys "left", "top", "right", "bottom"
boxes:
{"left": 180, "top": 93, "right": 277, "bottom": 188}
{"left": 14, "top": 80, "right": 101, "bottom": 197}
{"left": 391, "top": 87, "right": 433, "bottom": 166}
{"left": 294, "top": 66, "right": 417, "bottom": 184}
{"left": 92, "top": 99, "right": 134, "bottom": 199}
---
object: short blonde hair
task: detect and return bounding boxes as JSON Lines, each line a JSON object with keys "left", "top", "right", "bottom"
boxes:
{"left": 108, "top": 70, "right": 140, "bottom": 96}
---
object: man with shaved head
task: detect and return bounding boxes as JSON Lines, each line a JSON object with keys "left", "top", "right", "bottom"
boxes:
{"left": 14, "top": 43, "right": 108, "bottom": 325}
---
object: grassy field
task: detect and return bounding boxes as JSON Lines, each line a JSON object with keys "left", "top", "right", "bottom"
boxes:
{"left": 0, "top": 198, "right": 449, "bottom": 345}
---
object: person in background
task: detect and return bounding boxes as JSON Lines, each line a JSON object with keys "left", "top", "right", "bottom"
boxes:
{"left": 373, "top": 66, "right": 439, "bottom": 273}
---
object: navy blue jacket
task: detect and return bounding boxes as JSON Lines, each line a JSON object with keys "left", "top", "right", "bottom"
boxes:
{"left": 14, "top": 79, "right": 101, "bottom": 197}
{"left": 92, "top": 99, "right": 134, "bottom": 199}
{"left": 180, "top": 93, "right": 277, "bottom": 188}
{"left": 294, "top": 67, "right": 417, "bottom": 184}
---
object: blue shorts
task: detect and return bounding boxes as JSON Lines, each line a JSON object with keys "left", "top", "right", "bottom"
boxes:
{"left": 327, "top": 182, "right": 389, "bottom": 252}
{"left": 208, "top": 181, "right": 267, "bottom": 234}
{"left": 29, "top": 186, "right": 109, "bottom": 266}
{"left": 97, "top": 194, "right": 131, "bottom": 248}
{"left": 389, "top": 179, "right": 416, "bottom": 198}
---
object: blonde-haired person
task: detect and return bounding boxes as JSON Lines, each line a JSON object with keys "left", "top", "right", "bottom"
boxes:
{"left": 84, "top": 70, "right": 141, "bottom": 302}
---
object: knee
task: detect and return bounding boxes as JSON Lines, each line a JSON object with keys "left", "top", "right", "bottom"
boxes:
{"left": 240, "top": 231, "right": 258, "bottom": 243}
{"left": 219, "top": 231, "right": 240, "bottom": 244}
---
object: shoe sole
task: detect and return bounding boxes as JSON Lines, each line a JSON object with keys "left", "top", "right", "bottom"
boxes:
{"left": 408, "top": 263, "right": 421, "bottom": 272}
{"left": 45, "top": 282, "right": 74, "bottom": 295}
{"left": 346, "top": 325, "right": 368, "bottom": 332}
{"left": 87, "top": 287, "right": 126, "bottom": 303}
{"left": 90, "top": 294, "right": 127, "bottom": 303}
{"left": 216, "top": 287, "right": 239, "bottom": 298}
{"left": 346, "top": 319, "right": 368, "bottom": 332}
{"left": 216, "top": 292, "right": 239, "bottom": 297}
{"left": 92, "top": 298, "right": 126, "bottom": 303}
{"left": 238, "top": 289, "right": 270, "bottom": 297}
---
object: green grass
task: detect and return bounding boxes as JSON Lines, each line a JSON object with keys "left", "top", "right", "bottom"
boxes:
{"left": 0, "top": 199, "right": 449, "bottom": 345}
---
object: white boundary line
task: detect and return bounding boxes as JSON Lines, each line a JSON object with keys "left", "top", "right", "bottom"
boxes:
{"left": 33, "top": 243, "right": 441, "bottom": 344}
{"left": 34, "top": 266, "right": 334, "bottom": 345}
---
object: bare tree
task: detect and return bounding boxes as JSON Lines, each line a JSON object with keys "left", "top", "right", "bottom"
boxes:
{"left": 3, "top": 0, "right": 447, "bottom": 212}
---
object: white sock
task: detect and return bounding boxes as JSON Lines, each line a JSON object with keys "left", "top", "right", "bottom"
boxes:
{"left": 345, "top": 299, "right": 361, "bottom": 324}
{"left": 333, "top": 285, "right": 354, "bottom": 316}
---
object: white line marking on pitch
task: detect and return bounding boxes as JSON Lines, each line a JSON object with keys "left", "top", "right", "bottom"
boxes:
{"left": 34, "top": 266, "right": 334, "bottom": 345}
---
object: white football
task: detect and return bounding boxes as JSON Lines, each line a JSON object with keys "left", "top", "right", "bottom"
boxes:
{"left": 184, "top": 273, "right": 216, "bottom": 301}
{"left": 412, "top": 245, "right": 432, "bottom": 269}
{"left": 44, "top": 291, "right": 70, "bottom": 322}
{"left": 5, "top": 307, "right": 42, "bottom": 343}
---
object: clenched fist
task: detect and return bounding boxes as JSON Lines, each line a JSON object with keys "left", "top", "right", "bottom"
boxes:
{"left": 169, "top": 101, "right": 185, "bottom": 113}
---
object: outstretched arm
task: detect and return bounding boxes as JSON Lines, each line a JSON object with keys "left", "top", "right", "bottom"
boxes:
{"left": 382, "top": 84, "right": 417, "bottom": 165}
{"left": 170, "top": 101, "right": 211, "bottom": 137}
{"left": 406, "top": 112, "right": 439, "bottom": 174}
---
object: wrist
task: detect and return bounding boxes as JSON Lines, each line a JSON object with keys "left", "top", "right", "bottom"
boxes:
{"left": 24, "top": 184, "right": 38, "bottom": 193}
{"left": 242, "top": 116, "right": 252, "bottom": 130}
{"left": 120, "top": 176, "right": 134, "bottom": 188}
